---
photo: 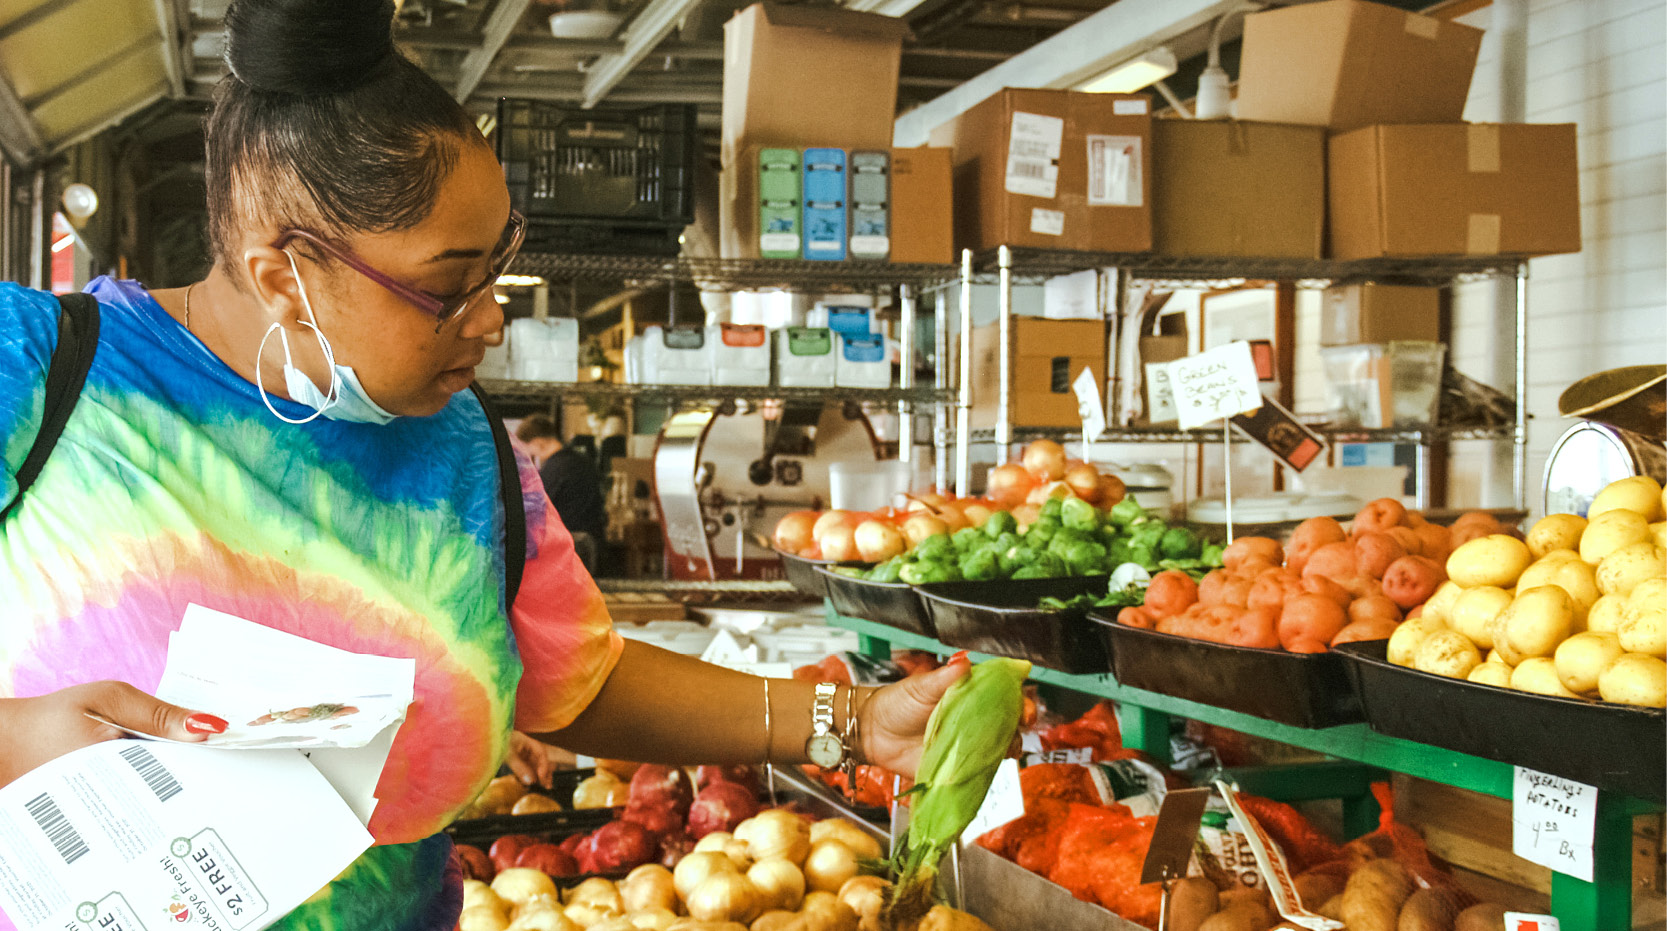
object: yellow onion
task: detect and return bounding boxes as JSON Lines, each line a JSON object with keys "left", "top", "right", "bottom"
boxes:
{"left": 492, "top": 869, "right": 559, "bottom": 910}
{"left": 626, "top": 909, "right": 677, "bottom": 930}
{"left": 734, "top": 811, "right": 810, "bottom": 866}
{"left": 836, "top": 877, "right": 889, "bottom": 931}
{"left": 619, "top": 866, "right": 678, "bottom": 915}
{"left": 802, "top": 841, "right": 859, "bottom": 894}
{"left": 685, "top": 872, "right": 761, "bottom": 925}
{"left": 745, "top": 858, "right": 805, "bottom": 913}
{"left": 674, "top": 851, "right": 737, "bottom": 902}
{"left": 460, "top": 906, "right": 511, "bottom": 931}
{"left": 807, "top": 820, "right": 881, "bottom": 861}
{"left": 564, "top": 901, "right": 620, "bottom": 928}
{"left": 749, "top": 911, "right": 796, "bottom": 931}
{"left": 566, "top": 878, "right": 624, "bottom": 914}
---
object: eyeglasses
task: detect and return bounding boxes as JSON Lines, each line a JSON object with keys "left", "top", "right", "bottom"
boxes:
{"left": 271, "top": 210, "right": 526, "bottom": 330}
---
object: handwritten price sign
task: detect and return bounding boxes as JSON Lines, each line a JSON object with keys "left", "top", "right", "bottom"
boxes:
{"left": 1167, "top": 342, "right": 1263, "bottom": 430}
{"left": 1511, "top": 766, "right": 1597, "bottom": 881}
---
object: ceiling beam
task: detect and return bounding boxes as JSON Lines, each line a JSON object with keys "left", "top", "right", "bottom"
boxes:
{"left": 892, "top": 0, "right": 1242, "bottom": 145}
{"left": 0, "top": 0, "right": 78, "bottom": 43}
{"left": 842, "top": 0, "right": 936, "bottom": 17}
{"left": 150, "top": 0, "right": 188, "bottom": 96}
{"left": 23, "top": 33, "right": 157, "bottom": 110}
{"left": 580, "top": 0, "right": 706, "bottom": 108}
{"left": 454, "top": 0, "right": 533, "bottom": 103}
{"left": 476, "top": 80, "right": 721, "bottom": 106}
{"left": 0, "top": 70, "right": 45, "bottom": 165}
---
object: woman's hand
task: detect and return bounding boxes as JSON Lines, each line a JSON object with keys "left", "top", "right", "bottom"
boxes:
{"left": 505, "top": 730, "right": 577, "bottom": 788}
{"left": 0, "top": 682, "right": 226, "bottom": 788}
{"left": 856, "top": 656, "right": 971, "bottom": 778}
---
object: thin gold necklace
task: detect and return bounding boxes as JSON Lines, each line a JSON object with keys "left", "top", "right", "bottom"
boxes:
{"left": 183, "top": 282, "right": 194, "bottom": 330}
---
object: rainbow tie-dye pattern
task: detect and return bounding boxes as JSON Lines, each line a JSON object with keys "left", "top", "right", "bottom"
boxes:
{"left": 0, "top": 278, "right": 622, "bottom": 931}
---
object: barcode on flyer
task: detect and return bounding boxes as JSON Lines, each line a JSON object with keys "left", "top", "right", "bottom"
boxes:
{"left": 1009, "top": 160, "right": 1050, "bottom": 180}
{"left": 25, "top": 792, "right": 89, "bottom": 865}
{"left": 119, "top": 743, "right": 184, "bottom": 802}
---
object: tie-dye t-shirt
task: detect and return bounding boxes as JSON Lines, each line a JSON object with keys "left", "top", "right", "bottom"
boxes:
{"left": 0, "top": 278, "right": 623, "bottom": 931}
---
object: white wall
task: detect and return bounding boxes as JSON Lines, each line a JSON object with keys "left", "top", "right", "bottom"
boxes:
{"left": 1447, "top": 0, "right": 1667, "bottom": 514}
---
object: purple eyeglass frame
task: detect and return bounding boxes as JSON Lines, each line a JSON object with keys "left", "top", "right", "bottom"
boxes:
{"left": 270, "top": 210, "right": 526, "bottom": 330}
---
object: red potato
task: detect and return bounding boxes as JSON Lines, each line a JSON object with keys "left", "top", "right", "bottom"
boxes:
{"left": 1223, "top": 537, "right": 1284, "bottom": 572}
{"left": 1278, "top": 593, "right": 1348, "bottom": 650}
{"left": 490, "top": 835, "right": 539, "bottom": 875}
{"left": 1230, "top": 606, "right": 1283, "bottom": 649}
{"left": 1215, "top": 575, "right": 1254, "bottom": 608}
{"left": 1387, "top": 525, "right": 1424, "bottom": 556}
{"left": 1413, "top": 523, "right": 1452, "bottom": 563}
{"left": 455, "top": 844, "right": 494, "bottom": 882}
{"left": 1301, "top": 575, "right": 1354, "bottom": 611}
{"left": 1286, "top": 638, "right": 1330, "bottom": 654}
{"left": 1381, "top": 555, "right": 1447, "bottom": 610}
{"left": 1233, "top": 558, "right": 1280, "bottom": 580}
{"left": 1302, "top": 541, "right": 1359, "bottom": 582}
{"left": 1449, "top": 512, "right": 1502, "bottom": 548}
{"left": 1287, "top": 517, "right": 1348, "bottom": 575}
{"left": 1331, "top": 616, "right": 1400, "bottom": 646}
{"left": 1338, "top": 575, "right": 1383, "bottom": 600}
{"left": 1348, "top": 594, "right": 1403, "bottom": 625}
{"left": 1406, "top": 605, "right": 1424, "bottom": 619}
{"left": 1247, "top": 569, "right": 1302, "bottom": 613}
{"left": 516, "top": 843, "right": 579, "bottom": 876}
{"left": 1353, "top": 531, "right": 1408, "bottom": 580}
{"left": 1403, "top": 510, "right": 1428, "bottom": 528}
{"left": 1118, "top": 606, "right": 1156, "bottom": 629}
{"left": 1196, "top": 605, "right": 1245, "bottom": 644}
{"left": 1353, "top": 498, "right": 1408, "bottom": 535}
{"left": 1198, "top": 570, "right": 1233, "bottom": 606}
{"left": 1098, "top": 474, "right": 1127, "bottom": 507}
{"left": 1145, "top": 570, "right": 1200, "bottom": 620}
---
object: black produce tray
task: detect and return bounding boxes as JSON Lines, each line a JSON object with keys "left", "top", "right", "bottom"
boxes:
{"left": 1088, "top": 613, "right": 1364, "bottom": 729}
{"left": 916, "top": 576, "right": 1112, "bottom": 674}
{"left": 776, "top": 548, "right": 870, "bottom": 598}
{"left": 817, "top": 566, "right": 937, "bottom": 638}
{"left": 1335, "top": 640, "right": 1666, "bottom": 802}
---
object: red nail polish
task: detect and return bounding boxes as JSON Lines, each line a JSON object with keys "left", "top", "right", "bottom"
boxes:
{"left": 185, "top": 713, "right": 228, "bottom": 735}
{"left": 949, "top": 650, "right": 971, "bottom": 666}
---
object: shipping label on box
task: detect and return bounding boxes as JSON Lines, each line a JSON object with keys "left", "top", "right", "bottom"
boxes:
{"left": 1005, "top": 112, "right": 1063, "bottom": 198}
{"left": 1086, "top": 135, "right": 1142, "bottom": 206}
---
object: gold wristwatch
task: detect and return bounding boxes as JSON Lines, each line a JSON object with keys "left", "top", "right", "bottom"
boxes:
{"left": 804, "top": 682, "right": 848, "bottom": 768}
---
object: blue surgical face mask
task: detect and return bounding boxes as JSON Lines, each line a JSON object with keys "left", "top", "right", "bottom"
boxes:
{"left": 255, "top": 252, "right": 400, "bottom": 426}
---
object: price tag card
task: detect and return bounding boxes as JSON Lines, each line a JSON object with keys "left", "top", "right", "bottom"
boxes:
{"left": 1168, "top": 341, "right": 1263, "bottom": 430}
{"left": 1511, "top": 767, "right": 1597, "bottom": 881}
{"left": 1504, "top": 915, "right": 1560, "bottom": 931}
{"left": 1073, "top": 367, "right": 1107, "bottom": 437}
{"left": 1023, "top": 747, "right": 1093, "bottom": 767}
{"left": 960, "top": 758, "right": 1025, "bottom": 843}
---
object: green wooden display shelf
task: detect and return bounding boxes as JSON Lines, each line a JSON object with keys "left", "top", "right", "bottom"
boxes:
{"left": 830, "top": 608, "right": 1662, "bottom": 931}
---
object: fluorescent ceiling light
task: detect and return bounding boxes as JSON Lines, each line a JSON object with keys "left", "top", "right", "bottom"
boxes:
{"left": 496, "top": 274, "right": 547, "bottom": 287}
{"left": 1076, "top": 46, "right": 1178, "bottom": 94}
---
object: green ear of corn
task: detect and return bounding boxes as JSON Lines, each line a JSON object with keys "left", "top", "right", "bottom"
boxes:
{"left": 882, "top": 657, "right": 1030, "bottom": 931}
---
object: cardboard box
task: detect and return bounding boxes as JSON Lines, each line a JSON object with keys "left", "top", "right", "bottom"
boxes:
{"left": 1322, "top": 283, "right": 1440, "bottom": 346}
{"left": 929, "top": 89, "right": 1152, "bottom": 253}
{"left": 1328, "top": 123, "right": 1581, "bottom": 259}
{"left": 721, "top": 4, "right": 907, "bottom": 165}
{"left": 1152, "top": 120, "right": 1325, "bottom": 258}
{"left": 1136, "top": 335, "right": 1188, "bottom": 424}
{"left": 889, "top": 147, "right": 954, "bottom": 264}
{"left": 1237, "top": 0, "right": 1483, "bottom": 132}
{"left": 968, "top": 318, "right": 1107, "bottom": 429}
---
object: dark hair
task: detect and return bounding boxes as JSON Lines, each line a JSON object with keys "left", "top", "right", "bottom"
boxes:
{"left": 516, "top": 414, "right": 562, "bottom": 444}
{"left": 205, "top": 0, "right": 485, "bottom": 273}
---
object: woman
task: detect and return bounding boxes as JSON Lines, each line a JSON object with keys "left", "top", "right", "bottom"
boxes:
{"left": 0, "top": 2, "right": 971, "bottom": 930}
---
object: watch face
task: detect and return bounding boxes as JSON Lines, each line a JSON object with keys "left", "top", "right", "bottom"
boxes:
{"left": 806, "top": 733, "right": 845, "bottom": 768}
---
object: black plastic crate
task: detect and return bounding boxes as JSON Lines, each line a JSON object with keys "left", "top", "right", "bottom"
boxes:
{"left": 522, "top": 217, "right": 684, "bottom": 256}
{"left": 498, "top": 99, "right": 696, "bottom": 227}
{"left": 916, "top": 576, "right": 1111, "bottom": 674}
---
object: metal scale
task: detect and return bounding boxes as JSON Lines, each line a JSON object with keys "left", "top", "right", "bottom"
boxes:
{"left": 1543, "top": 364, "right": 1665, "bottom": 516}
{"left": 653, "top": 401, "right": 881, "bottom": 580}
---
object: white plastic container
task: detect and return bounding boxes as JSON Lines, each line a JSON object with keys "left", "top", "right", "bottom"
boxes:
{"left": 828, "top": 460, "right": 911, "bottom": 511}
{"left": 506, "top": 317, "right": 579, "bottom": 382}
{"left": 835, "top": 334, "right": 891, "bottom": 388}
{"left": 643, "top": 325, "right": 711, "bottom": 385}
{"left": 623, "top": 334, "right": 646, "bottom": 384}
{"left": 810, "top": 305, "right": 873, "bottom": 339}
{"left": 776, "top": 327, "right": 837, "bottom": 388}
{"left": 708, "top": 323, "right": 772, "bottom": 386}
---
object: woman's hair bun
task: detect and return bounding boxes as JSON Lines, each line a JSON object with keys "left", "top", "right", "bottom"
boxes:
{"left": 224, "top": 0, "right": 398, "bottom": 96}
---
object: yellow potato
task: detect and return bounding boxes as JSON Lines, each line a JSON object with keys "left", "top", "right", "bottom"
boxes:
{"left": 1447, "top": 534, "right": 1533, "bottom": 588}
{"left": 1588, "top": 475, "right": 1665, "bottom": 522}
{"left": 1651, "top": 521, "right": 1667, "bottom": 550}
{"left": 1515, "top": 557, "right": 1600, "bottom": 624}
{"left": 1485, "top": 648, "right": 1513, "bottom": 668}
{"left": 1596, "top": 542, "right": 1667, "bottom": 597}
{"left": 1553, "top": 631, "right": 1624, "bottom": 694}
{"left": 1468, "top": 662, "right": 1513, "bottom": 687}
{"left": 1387, "top": 616, "right": 1448, "bottom": 667}
{"left": 1631, "top": 577, "right": 1667, "bottom": 609}
{"left": 1527, "top": 515, "right": 1587, "bottom": 559}
{"left": 1579, "top": 510, "right": 1651, "bottom": 564}
{"left": 1498, "top": 585, "right": 1576, "bottom": 663}
{"left": 1420, "top": 581, "right": 1465, "bottom": 625}
{"left": 1598, "top": 653, "right": 1667, "bottom": 707}
{"left": 1414, "top": 630, "right": 1482, "bottom": 678}
{"left": 1618, "top": 598, "right": 1666, "bottom": 657}
{"left": 1449, "top": 586, "right": 1512, "bottom": 649}
{"left": 1586, "top": 594, "right": 1632, "bottom": 634}
{"left": 1510, "top": 657, "right": 1583, "bottom": 699}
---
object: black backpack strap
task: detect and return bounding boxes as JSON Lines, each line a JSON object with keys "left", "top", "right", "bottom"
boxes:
{"left": 1, "top": 292, "right": 101, "bottom": 523}
{"left": 471, "top": 384, "right": 525, "bottom": 609}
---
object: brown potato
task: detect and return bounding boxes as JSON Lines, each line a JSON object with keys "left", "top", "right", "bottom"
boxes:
{"left": 1293, "top": 872, "right": 1346, "bottom": 911}
{"left": 1341, "top": 860, "right": 1414, "bottom": 931}
{"left": 1169, "top": 877, "right": 1221, "bottom": 931}
{"left": 1397, "top": 887, "right": 1463, "bottom": 931}
{"left": 1454, "top": 903, "right": 1508, "bottom": 931}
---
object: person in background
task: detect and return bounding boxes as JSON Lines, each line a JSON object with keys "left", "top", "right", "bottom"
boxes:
{"left": 516, "top": 413, "right": 607, "bottom": 572}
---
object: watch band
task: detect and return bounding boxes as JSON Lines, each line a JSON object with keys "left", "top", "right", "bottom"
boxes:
{"left": 811, "top": 682, "right": 837, "bottom": 737}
